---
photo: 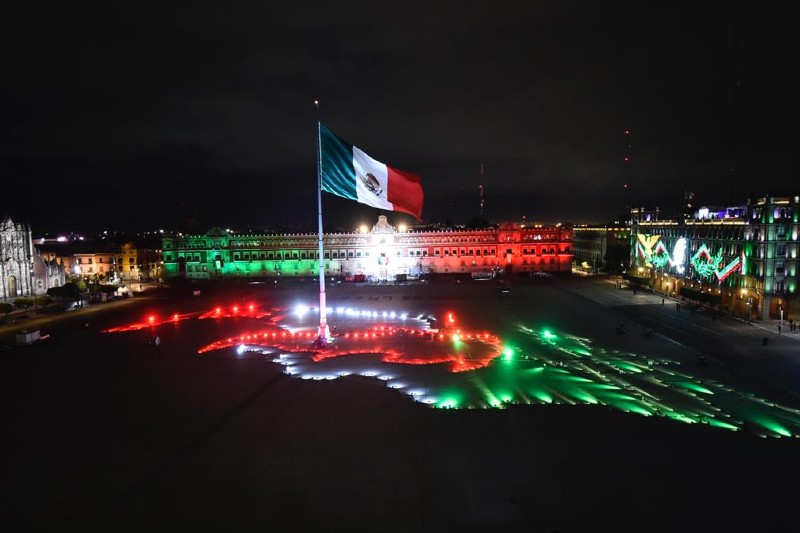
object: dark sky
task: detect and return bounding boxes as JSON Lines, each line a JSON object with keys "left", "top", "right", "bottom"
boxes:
{"left": 2, "top": 1, "right": 796, "bottom": 234}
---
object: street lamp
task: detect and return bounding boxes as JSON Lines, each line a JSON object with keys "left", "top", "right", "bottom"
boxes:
{"left": 30, "top": 270, "right": 37, "bottom": 316}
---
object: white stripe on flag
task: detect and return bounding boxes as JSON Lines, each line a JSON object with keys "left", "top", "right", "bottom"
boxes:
{"left": 353, "top": 146, "right": 393, "bottom": 211}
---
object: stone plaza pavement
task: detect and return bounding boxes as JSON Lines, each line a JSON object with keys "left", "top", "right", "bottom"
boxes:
{"left": 1, "top": 277, "right": 799, "bottom": 532}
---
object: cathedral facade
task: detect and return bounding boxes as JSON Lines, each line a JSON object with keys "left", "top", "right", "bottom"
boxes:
{"left": 1, "top": 216, "right": 65, "bottom": 300}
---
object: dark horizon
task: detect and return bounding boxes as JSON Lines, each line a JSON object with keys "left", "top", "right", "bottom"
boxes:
{"left": 2, "top": 2, "right": 796, "bottom": 235}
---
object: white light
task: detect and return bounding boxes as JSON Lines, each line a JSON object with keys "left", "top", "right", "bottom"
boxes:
{"left": 382, "top": 311, "right": 388, "bottom": 318}
{"left": 389, "top": 312, "right": 396, "bottom": 318}
{"left": 336, "top": 307, "right": 344, "bottom": 314}
{"left": 236, "top": 344, "right": 246, "bottom": 355}
{"left": 400, "top": 313, "right": 408, "bottom": 320}
{"left": 294, "top": 304, "right": 309, "bottom": 318}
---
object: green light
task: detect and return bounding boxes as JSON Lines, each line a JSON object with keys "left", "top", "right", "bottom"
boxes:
{"left": 503, "top": 347, "right": 514, "bottom": 361}
{"left": 707, "top": 419, "right": 740, "bottom": 431}
{"left": 438, "top": 397, "right": 460, "bottom": 409}
{"left": 753, "top": 417, "right": 792, "bottom": 437}
{"left": 670, "top": 381, "right": 714, "bottom": 395}
{"left": 575, "top": 392, "right": 599, "bottom": 404}
{"left": 531, "top": 389, "right": 553, "bottom": 403}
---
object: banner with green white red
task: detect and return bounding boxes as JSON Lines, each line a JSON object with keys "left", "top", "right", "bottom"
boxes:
{"left": 320, "top": 122, "right": 424, "bottom": 221}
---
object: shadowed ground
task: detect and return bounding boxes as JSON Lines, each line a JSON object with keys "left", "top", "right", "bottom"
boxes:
{"left": 1, "top": 276, "right": 799, "bottom": 532}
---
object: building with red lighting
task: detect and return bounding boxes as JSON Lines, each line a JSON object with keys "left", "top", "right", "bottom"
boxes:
{"left": 162, "top": 215, "right": 573, "bottom": 281}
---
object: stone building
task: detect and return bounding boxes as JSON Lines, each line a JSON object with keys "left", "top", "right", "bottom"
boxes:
{"left": 0, "top": 216, "right": 65, "bottom": 299}
{"left": 629, "top": 195, "right": 799, "bottom": 321}
{"left": 162, "top": 215, "right": 574, "bottom": 281}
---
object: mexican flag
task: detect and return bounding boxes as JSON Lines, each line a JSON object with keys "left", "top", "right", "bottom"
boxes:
{"left": 320, "top": 122, "right": 424, "bottom": 221}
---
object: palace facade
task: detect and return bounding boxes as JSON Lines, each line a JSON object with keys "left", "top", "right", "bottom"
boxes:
{"left": 162, "top": 215, "right": 573, "bottom": 281}
{"left": 630, "top": 195, "right": 800, "bottom": 321}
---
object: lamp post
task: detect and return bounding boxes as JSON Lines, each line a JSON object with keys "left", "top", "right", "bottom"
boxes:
{"left": 30, "top": 269, "right": 37, "bottom": 316}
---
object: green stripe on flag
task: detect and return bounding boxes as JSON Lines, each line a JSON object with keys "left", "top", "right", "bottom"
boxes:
{"left": 320, "top": 123, "right": 357, "bottom": 200}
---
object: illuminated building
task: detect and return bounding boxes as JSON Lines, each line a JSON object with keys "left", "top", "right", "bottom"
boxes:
{"left": 71, "top": 253, "right": 115, "bottom": 281}
{"left": 0, "top": 216, "right": 65, "bottom": 299}
{"left": 162, "top": 215, "right": 573, "bottom": 281}
{"left": 573, "top": 223, "right": 631, "bottom": 274}
{"left": 630, "top": 195, "right": 799, "bottom": 321}
{"left": 116, "top": 242, "right": 162, "bottom": 283}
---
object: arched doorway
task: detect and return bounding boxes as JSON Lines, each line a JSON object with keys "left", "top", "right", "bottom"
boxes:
{"left": 7, "top": 276, "right": 17, "bottom": 298}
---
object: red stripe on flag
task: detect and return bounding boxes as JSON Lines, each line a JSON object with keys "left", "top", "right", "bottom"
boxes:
{"left": 386, "top": 166, "right": 423, "bottom": 221}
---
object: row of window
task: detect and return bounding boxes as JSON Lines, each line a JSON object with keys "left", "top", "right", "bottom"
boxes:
{"left": 170, "top": 245, "right": 582, "bottom": 263}
{"left": 75, "top": 257, "right": 149, "bottom": 264}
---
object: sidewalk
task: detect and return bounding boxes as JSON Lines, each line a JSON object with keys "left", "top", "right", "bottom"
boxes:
{"left": 622, "top": 279, "right": 800, "bottom": 342}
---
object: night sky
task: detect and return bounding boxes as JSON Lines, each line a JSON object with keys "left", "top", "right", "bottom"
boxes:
{"left": 2, "top": 2, "right": 796, "bottom": 234}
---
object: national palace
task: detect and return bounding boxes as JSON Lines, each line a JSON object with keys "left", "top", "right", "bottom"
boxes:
{"left": 161, "top": 215, "right": 574, "bottom": 282}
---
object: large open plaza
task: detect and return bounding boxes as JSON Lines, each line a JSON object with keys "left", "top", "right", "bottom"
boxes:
{"left": 2, "top": 275, "right": 800, "bottom": 532}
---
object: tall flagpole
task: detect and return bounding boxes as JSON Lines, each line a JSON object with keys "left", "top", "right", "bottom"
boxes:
{"left": 314, "top": 100, "right": 328, "bottom": 342}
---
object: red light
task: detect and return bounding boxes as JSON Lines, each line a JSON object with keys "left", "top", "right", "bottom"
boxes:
{"left": 248, "top": 305, "right": 254, "bottom": 311}
{"left": 148, "top": 315, "right": 155, "bottom": 324}
{"left": 233, "top": 306, "right": 238, "bottom": 313}
{"left": 623, "top": 156, "right": 629, "bottom": 162}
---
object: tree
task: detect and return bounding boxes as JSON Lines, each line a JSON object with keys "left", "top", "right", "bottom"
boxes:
{"left": 47, "top": 282, "right": 80, "bottom": 300}
{"left": 14, "top": 297, "right": 33, "bottom": 309}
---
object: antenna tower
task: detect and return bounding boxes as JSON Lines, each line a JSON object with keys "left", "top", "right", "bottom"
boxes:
{"left": 479, "top": 163, "right": 485, "bottom": 217}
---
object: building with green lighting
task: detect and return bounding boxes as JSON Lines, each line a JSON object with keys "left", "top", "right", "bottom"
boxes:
{"left": 162, "top": 215, "right": 574, "bottom": 282}
{"left": 630, "top": 195, "right": 799, "bottom": 321}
